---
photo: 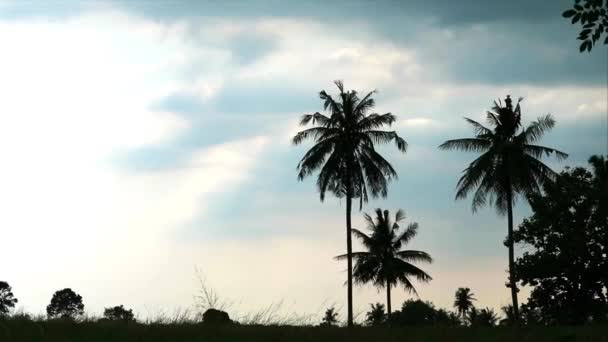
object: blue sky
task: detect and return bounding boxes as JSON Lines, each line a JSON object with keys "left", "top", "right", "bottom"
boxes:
{"left": 0, "top": 0, "right": 606, "bottom": 321}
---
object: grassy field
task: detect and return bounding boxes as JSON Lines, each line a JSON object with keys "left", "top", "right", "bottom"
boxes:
{"left": 1, "top": 319, "right": 607, "bottom": 342}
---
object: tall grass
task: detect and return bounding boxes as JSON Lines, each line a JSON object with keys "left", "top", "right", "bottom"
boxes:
{"left": 0, "top": 316, "right": 606, "bottom": 342}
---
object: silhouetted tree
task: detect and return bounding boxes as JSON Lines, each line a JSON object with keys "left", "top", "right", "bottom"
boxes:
{"left": 365, "top": 303, "right": 386, "bottom": 326}
{"left": 336, "top": 209, "right": 431, "bottom": 319}
{"left": 389, "top": 300, "right": 437, "bottom": 326}
{"left": 468, "top": 307, "right": 498, "bottom": 327}
{"left": 0, "top": 281, "right": 18, "bottom": 316}
{"left": 514, "top": 163, "right": 608, "bottom": 325}
{"left": 453, "top": 287, "right": 476, "bottom": 319}
{"left": 46, "top": 288, "right": 84, "bottom": 319}
{"left": 320, "top": 307, "right": 339, "bottom": 327}
{"left": 562, "top": 0, "right": 608, "bottom": 52}
{"left": 293, "top": 81, "right": 407, "bottom": 326}
{"left": 439, "top": 96, "right": 567, "bottom": 322}
{"left": 103, "top": 305, "right": 135, "bottom": 322}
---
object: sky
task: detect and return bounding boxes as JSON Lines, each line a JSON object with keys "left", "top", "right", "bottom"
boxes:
{"left": 0, "top": 0, "right": 606, "bottom": 321}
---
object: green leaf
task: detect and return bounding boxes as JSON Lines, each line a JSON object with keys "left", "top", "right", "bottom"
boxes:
{"left": 573, "top": 13, "right": 581, "bottom": 24}
{"left": 604, "top": 35, "right": 608, "bottom": 44}
{"left": 580, "top": 41, "right": 588, "bottom": 52}
{"left": 563, "top": 9, "right": 577, "bottom": 18}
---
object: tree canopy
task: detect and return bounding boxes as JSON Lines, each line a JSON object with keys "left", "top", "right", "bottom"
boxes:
{"left": 0, "top": 281, "right": 18, "bottom": 316}
{"left": 515, "top": 160, "right": 608, "bottom": 324}
{"left": 46, "top": 288, "right": 84, "bottom": 320}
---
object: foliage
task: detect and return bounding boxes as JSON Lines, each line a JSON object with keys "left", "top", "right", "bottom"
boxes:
{"left": 387, "top": 300, "right": 459, "bottom": 327}
{"left": 103, "top": 305, "right": 135, "bottom": 322}
{"left": 0, "top": 319, "right": 606, "bottom": 342}
{"left": 439, "top": 96, "right": 566, "bottom": 321}
{"left": 336, "top": 209, "right": 432, "bottom": 316}
{"left": 453, "top": 287, "right": 476, "bottom": 318}
{"left": 320, "top": 307, "right": 339, "bottom": 327}
{"left": 467, "top": 307, "right": 499, "bottom": 327}
{"left": 46, "top": 288, "right": 84, "bottom": 320}
{"left": 293, "top": 80, "right": 407, "bottom": 326}
{"left": 514, "top": 161, "right": 608, "bottom": 325}
{"left": 0, "top": 281, "right": 18, "bottom": 316}
{"left": 562, "top": 0, "right": 608, "bottom": 52}
{"left": 364, "top": 303, "right": 386, "bottom": 326}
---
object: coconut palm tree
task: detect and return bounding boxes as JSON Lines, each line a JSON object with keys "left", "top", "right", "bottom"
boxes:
{"left": 293, "top": 81, "right": 407, "bottom": 326}
{"left": 439, "top": 96, "right": 567, "bottom": 323}
{"left": 320, "top": 307, "right": 339, "bottom": 327}
{"left": 336, "top": 209, "right": 432, "bottom": 319}
{"left": 365, "top": 303, "right": 387, "bottom": 326}
{"left": 453, "top": 287, "right": 476, "bottom": 319}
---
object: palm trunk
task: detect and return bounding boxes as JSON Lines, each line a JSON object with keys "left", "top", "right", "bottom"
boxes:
{"left": 345, "top": 189, "right": 354, "bottom": 327}
{"left": 506, "top": 186, "right": 520, "bottom": 324}
{"left": 386, "top": 280, "right": 392, "bottom": 319}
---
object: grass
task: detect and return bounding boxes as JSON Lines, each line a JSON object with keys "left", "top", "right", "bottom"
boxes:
{"left": 1, "top": 318, "right": 607, "bottom": 342}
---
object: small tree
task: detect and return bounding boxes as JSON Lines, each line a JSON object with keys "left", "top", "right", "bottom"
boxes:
{"left": 46, "top": 288, "right": 84, "bottom": 319}
{"left": 365, "top": 303, "right": 386, "bottom": 326}
{"left": 320, "top": 307, "right": 339, "bottom": 327}
{"left": 0, "top": 281, "right": 18, "bottom": 316}
{"left": 103, "top": 305, "right": 135, "bottom": 322}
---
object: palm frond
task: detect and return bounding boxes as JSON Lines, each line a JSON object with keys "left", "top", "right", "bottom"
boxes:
{"left": 463, "top": 117, "right": 493, "bottom": 136}
{"left": 396, "top": 250, "right": 433, "bottom": 264}
{"left": 522, "top": 144, "right": 568, "bottom": 161}
{"left": 439, "top": 138, "right": 491, "bottom": 152}
{"left": 393, "top": 222, "right": 418, "bottom": 247}
{"left": 518, "top": 114, "right": 556, "bottom": 144}
{"left": 299, "top": 112, "right": 331, "bottom": 127}
{"left": 357, "top": 113, "right": 397, "bottom": 131}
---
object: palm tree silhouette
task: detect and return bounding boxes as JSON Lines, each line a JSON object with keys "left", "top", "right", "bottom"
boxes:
{"left": 293, "top": 81, "right": 407, "bottom": 326}
{"left": 336, "top": 209, "right": 432, "bottom": 319}
{"left": 453, "top": 287, "right": 476, "bottom": 319}
{"left": 439, "top": 96, "right": 567, "bottom": 323}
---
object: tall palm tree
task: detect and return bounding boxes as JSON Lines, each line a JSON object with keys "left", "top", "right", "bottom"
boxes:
{"left": 453, "top": 287, "right": 476, "bottom": 319}
{"left": 336, "top": 209, "right": 432, "bottom": 318}
{"left": 439, "top": 96, "right": 567, "bottom": 323}
{"left": 293, "top": 81, "right": 407, "bottom": 326}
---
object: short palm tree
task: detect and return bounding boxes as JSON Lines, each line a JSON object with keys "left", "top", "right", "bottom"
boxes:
{"left": 293, "top": 81, "right": 407, "bottom": 326}
{"left": 336, "top": 208, "right": 432, "bottom": 318}
{"left": 365, "top": 303, "right": 387, "bottom": 326}
{"left": 320, "top": 307, "right": 339, "bottom": 327}
{"left": 439, "top": 96, "right": 567, "bottom": 322}
{"left": 453, "top": 287, "right": 476, "bottom": 319}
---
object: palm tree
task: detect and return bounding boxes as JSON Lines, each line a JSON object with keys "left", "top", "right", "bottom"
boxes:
{"left": 336, "top": 208, "right": 432, "bottom": 319}
{"left": 453, "top": 287, "right": 476, "bottom": 319}
{"left": 320, "top": 307, "right": 339, "bottom": 327}
{"left": 439, "top": 96, "right": 567, "bottom": 322}
{"left": 293, "top": 81, "right": 407, "bottom": 326}
{"left": 365, "top": 303, "right": 387, "bottom": 326}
